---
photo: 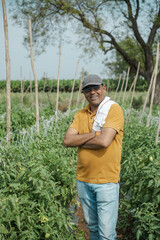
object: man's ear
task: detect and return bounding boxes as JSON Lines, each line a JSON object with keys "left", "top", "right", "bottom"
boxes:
{"left": 102, "top": 84, "right": 106, "bottom": 91}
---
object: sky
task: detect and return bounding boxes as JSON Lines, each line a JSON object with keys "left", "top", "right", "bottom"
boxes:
{"left": 0, "top": 2, "right": 107, "bottom": 81}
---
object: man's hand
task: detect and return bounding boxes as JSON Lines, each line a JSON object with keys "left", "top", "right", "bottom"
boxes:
{"left": 63, "top": 127, "right": 96, "bottom": 147}
{"left": 64, "top": 127, "right": 117, "bottom": 149}
{"left": 81, "top": 128, "right": 117, "bottom": 149}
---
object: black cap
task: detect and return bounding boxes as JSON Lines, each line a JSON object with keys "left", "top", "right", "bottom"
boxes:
{"left": 81, "top": 74, "right": 103, "bottom": 92}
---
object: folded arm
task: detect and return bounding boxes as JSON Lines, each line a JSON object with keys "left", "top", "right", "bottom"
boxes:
{"left": 64, "top": 127, "right": 117, "bottom": 149}
{"left": 81, "top": 127, "right": 117, "bottom": 149}
{"left": 63, "top": 127, "right": 96, "bottom": 147}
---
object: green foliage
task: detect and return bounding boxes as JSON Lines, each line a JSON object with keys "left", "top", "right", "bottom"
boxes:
{"left": 118, "top": 112, "right": 160, "bottom": 239}
{"left": 0, "top": 103, "right": 55, "bottom": 140}
{"left": 0, "top": 92, "right": 160, "bottom": 239}
{"left": 107, "top": 37, "right": 145, "bottom": 76}
{"left": 102, "top": 78, "right": 148, "bottom": 92}
{"left": 0, "top": 79, "right": 82, "bottom": 93}
{"left": 132, "top": 95, "right": 144, "bottom": 109}
{"left": 0, "top": 114, "right": 78, "bottom": 239}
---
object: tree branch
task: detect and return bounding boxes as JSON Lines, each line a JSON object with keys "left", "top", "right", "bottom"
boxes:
{"left": 147, "top": 7, "right": 160, "bottom": 46}
{"left": 124, "top": 0, "right": 146, "bottom": 49}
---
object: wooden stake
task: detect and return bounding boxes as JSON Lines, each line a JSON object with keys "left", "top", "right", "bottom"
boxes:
{"left": 28, "top": 18, "right": 39, "bottom": 134}
{"left": 43, "top": 73, "right": 47, "bottom": 93}
{"left": 139, "top": 67, "right": 155, "bottom": 123}
{"left": 55, "top": 45, "right": 62, "bottom": 122}
{"left": 2, "top": 0, "right": 11, "bottom": 143}
{"left": 76, "top": 68, "right": 84, "bottom": 108}
{"left": 29, "top": 72, "right": 34, "bottom": 107}
{"left": 114, "top": 74, "right": 122, "bottom": 101}
{"left": 20, "top": 66, "right": 24, "bottom": 104}
{"left": 107, "top": 78, "right": 110, "bottom": 95}
{"left": 125, "top": 74, "right": 137, "bottom": 103}
{"left": 68, "top": 59, "right": 80, "bottom": 112}
{"left": 122, "top": 67, "right": 130, "bottom": 105}
{"left": 155, "top": 111, "right": 160, "bottom": 145}
{"left": 117, "top": 73, "right": 126, "bottom": 103}
{"left": 82, "top": 97, "right": 86, "bottom": 108}
{"left": 126, "top": 62, "right": 140, "bottom": 124}
{"left": 146, "top": 42, "right": 159, "bottom": 127}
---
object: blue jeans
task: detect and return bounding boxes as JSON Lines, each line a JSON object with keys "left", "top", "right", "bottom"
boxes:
{"left": 77, "top": 180, "right": 119, "bottom": 240}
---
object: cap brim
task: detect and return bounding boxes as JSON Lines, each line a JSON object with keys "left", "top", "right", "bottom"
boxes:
{"left": 81, "top": 82, "right": 102, "bottom": 93}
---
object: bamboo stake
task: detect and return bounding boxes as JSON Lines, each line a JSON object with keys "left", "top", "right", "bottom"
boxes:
{"left": 109, "top": 79, "right": 114, "bottom": 93}
{"left": 29, "top": 72, "right": 34, "bottom": 107}
{"left": 139, "top": 67, "right": 156, "bottom": 123}
{"left": 126, "top": 62, "right": 140, "bottom": 124}
{"left": 20, "top": 66, "right": 24, "bottom": 104}
{"left": 28, "top": 18, "right": 39, "bottom": 134}
{"left": 82, "top": 97, "right": 86, "bottom": 108}
{"left": 117, "top": 73, "right": 126, "bottom": 103}
{"left": 122, "top": 67, "right": 130, "bottom": 105}
{"left": 68, "top": 59, "right": 80, "bottom": 112}
{"left": 155, "top": 111, "right": 160, "bottom": 145}
{"left": 107, "top": 78, "right": 110, "bottom": 95}
{"left": 2, "top": 0, "right": 11, "bottom": 143}
{"left": 43, "top": 73, "right": 47, "bottom": 93}
{"left": 114, "top": 74, "right": 122, "bottom": 101}
{"left": 55, "top": 45, "right": 62, "bottom": 122}
{"left": 23, "top": 82, "right": 30, "bottom": 97}
{"left": 146, "top": 42, "right": 159, "bottom": 127}
{"left": 125, "top": 75, "right": 137, "bottom": 103}
{"left": 76, "top": 68, "right": 84, "bottom": 108}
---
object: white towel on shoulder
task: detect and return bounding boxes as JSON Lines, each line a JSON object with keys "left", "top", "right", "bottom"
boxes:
{"left": 92, "top": 96, "right": 116, "bottom": 131}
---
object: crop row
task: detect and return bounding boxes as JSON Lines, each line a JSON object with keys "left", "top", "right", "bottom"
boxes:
{"left": 119, "top": 110, "right": 160, "bottom": 239}
{"left": 0, "top": 77, "right": 148, "bottom": 93}
{"left": 0, "top": 113, "right": 82, "bottom": 239}
{"left": 0, "top": 106, "right": 159, "bottom": 239}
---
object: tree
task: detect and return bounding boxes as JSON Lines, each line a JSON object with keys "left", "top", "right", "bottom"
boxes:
{"left": 11, "top": 0, "right": 160, "bottom": 104}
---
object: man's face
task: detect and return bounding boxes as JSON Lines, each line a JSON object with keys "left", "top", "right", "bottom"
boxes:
{"left": 83, "top": 84, "right": 106, "bottom": 108}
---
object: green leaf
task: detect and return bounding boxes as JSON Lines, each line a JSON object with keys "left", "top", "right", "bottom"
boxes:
{"left": 136, "top": 229, "right": 142, "bottom": 240}
{"left": 16, "top": 215, "right": 21, "bottom": 231}
{"left": 0, "top": 226, "right": 9, "bottom": 234}
{"left": 149, "top": 233, "right": 154, "bottom": 240}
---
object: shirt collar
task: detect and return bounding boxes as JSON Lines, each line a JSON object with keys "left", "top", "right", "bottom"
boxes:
{"left": 84, "top": 104, "right": 96, "bottom": 115}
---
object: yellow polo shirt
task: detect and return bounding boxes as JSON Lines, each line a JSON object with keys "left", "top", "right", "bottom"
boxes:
{"left": 70, "top": 103, "right": 124, "bottom": 184}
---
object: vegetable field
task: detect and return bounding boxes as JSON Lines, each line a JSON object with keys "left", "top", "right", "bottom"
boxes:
{"left": 0, "top": 90, "right": 160, "bottom": 240}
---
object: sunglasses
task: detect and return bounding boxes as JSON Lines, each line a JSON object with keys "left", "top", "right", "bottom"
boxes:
{"left": 83, "top": 85, "right": 101, "bottom": 93}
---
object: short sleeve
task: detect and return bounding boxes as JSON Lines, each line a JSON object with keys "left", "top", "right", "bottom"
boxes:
{"left": 103, "top": 104, "right": 124, "bottom": 133}
{"left": 69, "top": 111, "right": 80, "bottom": 132}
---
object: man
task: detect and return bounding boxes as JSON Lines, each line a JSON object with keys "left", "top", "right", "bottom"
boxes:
{"left": 64, "top": 74, "right": 124, "bottom": 240}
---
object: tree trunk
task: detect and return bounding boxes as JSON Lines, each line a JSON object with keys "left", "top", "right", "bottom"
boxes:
{"left": 2, "top": 0, "right": 11, "bottom": 143}
{"left": 154, "top": 73, "right": 160, "bottom": 105}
